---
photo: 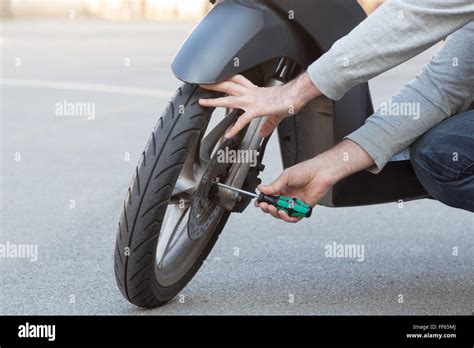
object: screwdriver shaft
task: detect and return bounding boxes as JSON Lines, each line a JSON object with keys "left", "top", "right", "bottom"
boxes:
{"left": 215, "top": 182, "right": 259, "bottom": 198}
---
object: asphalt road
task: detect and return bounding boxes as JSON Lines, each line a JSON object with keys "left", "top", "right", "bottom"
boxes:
{"left": 1, "top": 20, "right": 473, "bottom": 315}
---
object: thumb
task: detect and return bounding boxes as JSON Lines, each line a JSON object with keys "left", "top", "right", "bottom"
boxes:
{"left": 258, "top": 170, "right": 289, "bottom": 195}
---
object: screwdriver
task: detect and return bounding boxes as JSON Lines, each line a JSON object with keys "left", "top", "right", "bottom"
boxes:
{"left": 215, "top": 182, "right": 312, "bottom": 218}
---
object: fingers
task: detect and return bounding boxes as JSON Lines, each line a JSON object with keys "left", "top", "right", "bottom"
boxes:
{"left": 225, "top": 111, "right": 254, "bottom": 138}
{"left": 199, "top": 95, "right": 242, "bottom": 109}
{"left": 256, "top": 201, "right": 280, "bottom": 219}
{"left": 200, "top": 81, "right": 246, "bottom": 96}
{"left": 258, "top": 202, "right": 270, "bottom": 214}
{"left": 258, "top": 169, "right": 290, "bottom": 196}
{"left": 267, "top": 204, "right": 281, "bottom": 219}
{"left": 229, "top": 74, "right": 256, "bottom": 88}
{"left": 199, "top": 74, "right": 255, "bottom": 95}
{"left": 277, "top": 210, "right": 301, "bottom": 223}
{"left": 199, "top": 74, "right": 263, "bottom": 138}
{"left": 256, "top": 200, "right": 301, "bottom": 223}
{"left": 265, "top": 204, "right": 298, "bottom": 222}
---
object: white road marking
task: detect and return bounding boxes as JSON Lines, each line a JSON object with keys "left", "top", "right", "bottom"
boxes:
{"left": 0, "top": 78, "right": 173, "bottom": 98}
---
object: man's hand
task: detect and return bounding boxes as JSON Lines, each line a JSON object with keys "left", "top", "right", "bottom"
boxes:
{"left": 256, "top": 139, "right": 375, "bottom": 223}
{"left": 256, "top": 158, "right": 334, "bottom": 223}
{"left": 199, "top": 72, "right": 321, "bottom": 138}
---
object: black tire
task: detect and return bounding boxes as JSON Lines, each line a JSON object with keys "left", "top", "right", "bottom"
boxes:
{"left": 114, "top": 83, "right": 228, "bottom": 308}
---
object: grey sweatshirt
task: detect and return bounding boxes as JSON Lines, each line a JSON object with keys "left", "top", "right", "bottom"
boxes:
{"left": 307, "top": 0, "right": 474, "bottom": 173}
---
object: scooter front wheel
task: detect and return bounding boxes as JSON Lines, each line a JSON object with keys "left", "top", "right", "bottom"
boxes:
{"left": 114, "top": 83, "right": 232, "bottom": 308}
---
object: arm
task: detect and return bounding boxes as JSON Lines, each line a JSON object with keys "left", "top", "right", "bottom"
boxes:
{"left": 347, "top": 21, "right": 474, "bottom": 173}
{"left": 308, "top": 0, "right": 474, "bottom": 100}
{"left": 200, "top": 0, "right": 473, "bottom": 139}
{"left": 260, "top": 23, "right": 474, "bottom": 222}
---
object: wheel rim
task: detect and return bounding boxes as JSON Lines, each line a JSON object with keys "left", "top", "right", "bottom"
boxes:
{"left": 154, "top": 108, "right": 233, "bottom": 287}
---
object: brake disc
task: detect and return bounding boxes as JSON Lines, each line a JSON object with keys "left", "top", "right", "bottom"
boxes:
{"left": 187, "top": 138, "right": 239, "bottom": 240}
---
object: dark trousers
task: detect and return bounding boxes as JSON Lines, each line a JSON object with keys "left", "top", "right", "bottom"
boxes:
{"left": 410, "top": 110, "right": 474, "bottom": 212}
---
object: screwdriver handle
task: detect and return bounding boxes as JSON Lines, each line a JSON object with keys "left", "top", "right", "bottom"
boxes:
{"left": 257, "top": 193, "right": 312, "bottom": 218}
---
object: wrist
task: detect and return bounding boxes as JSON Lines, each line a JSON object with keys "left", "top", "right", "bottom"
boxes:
{"left": 289, "top": 71, "right": 322, "bottom": 111}
{"left": 310, "top": 155, "right": 344, "bottom": 188}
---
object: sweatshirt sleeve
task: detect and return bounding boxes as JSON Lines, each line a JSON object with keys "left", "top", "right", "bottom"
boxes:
{"left": 346, "top": 22, "right": 474, "bottom": 173}
{"left": 307, "top": 0, "right": 474, "bottom": 101}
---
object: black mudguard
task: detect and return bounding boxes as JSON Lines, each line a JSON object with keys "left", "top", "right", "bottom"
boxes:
{"left": 171, "top": 0, "right": 316, "bottom": 84}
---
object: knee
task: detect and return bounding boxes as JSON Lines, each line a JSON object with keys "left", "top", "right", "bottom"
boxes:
{"left": 410, "top": 130, "right": 460, "bottom": 184}
{"left": 410, "top": 113, "right": 474, "bottom": 211}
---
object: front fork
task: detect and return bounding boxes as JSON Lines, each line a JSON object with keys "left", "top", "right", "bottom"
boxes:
{"left": 216, "top": 58, "right": 299, "bottom": 211}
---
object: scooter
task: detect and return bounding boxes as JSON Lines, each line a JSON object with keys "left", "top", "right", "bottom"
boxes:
{"left": 114, "top": 0, "right": 428, "bottom": 308}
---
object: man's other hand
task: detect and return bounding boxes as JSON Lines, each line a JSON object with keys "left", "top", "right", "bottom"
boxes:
{"left": 199, "top": 72, "right": 321, "bottom": 138}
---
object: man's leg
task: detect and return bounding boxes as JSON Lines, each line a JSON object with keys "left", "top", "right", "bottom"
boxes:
{"left": 410, "top": 110, "right": 474, "bottom": 212}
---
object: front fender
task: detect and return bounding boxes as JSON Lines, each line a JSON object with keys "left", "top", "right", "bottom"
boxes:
{"left": 171, "top": 0, "right": 315, "bottom": 84}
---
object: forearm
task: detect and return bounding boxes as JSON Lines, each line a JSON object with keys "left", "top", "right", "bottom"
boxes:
{"left": 313, "top": 139, "right": 375, "bottom": 185}
{"left": 308, "top": 0, "right": 474, "bottom": 100}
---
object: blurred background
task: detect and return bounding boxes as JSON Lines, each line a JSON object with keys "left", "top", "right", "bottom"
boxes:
{"left": 0, "top": 0, "right": 383, "bottom": 20}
